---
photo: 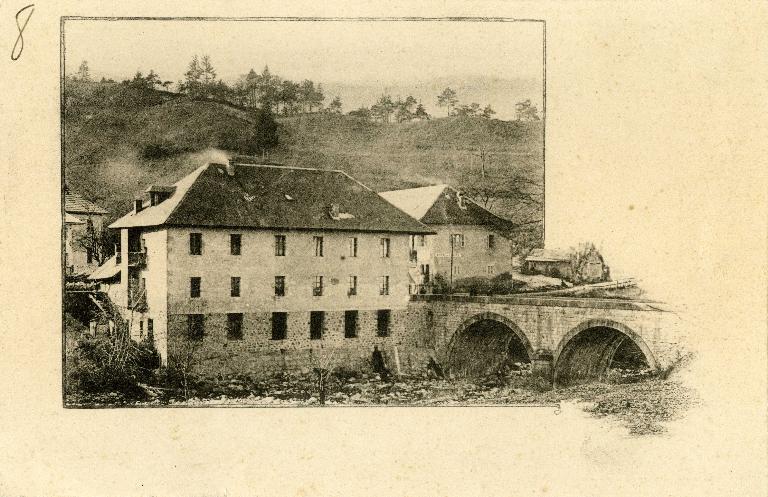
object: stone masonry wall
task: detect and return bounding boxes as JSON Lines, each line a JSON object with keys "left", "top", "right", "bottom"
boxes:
{"left": 168, "top": 308, "right": 435, "bottom": 377}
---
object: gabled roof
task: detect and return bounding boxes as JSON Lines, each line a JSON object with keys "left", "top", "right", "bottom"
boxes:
{"left": 65, "top": 192, "right": 108, "bottom": 215}
{"left": 526, "top": 248, "right": 570, "bottom": 262}
{"left": 379, "top": 184, "right": 519, "bottom": 235}
{"left": 110, "top": 163, "right": 434, "bottom": 234}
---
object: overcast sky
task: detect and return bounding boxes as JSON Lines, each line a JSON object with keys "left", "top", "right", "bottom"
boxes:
{"left": 64, "top": 19, "right": 543, "bottom": 87}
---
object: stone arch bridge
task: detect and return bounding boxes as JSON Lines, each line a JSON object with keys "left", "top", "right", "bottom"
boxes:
{"left": 407, "top": 295, "right": 688, "bottom": 386}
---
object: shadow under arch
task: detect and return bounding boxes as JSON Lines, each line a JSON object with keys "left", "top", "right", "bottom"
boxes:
{"left": 446, "top": 312, "right": 535, "bottom": 377}
{"left": 553, "top": 318, "right": 658, "bottom": 387}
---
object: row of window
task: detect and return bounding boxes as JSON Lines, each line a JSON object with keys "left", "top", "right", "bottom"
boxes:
{"left": 450, "top": 233, "right": 496, "bottom": 249}
{"left": 189, "top": 233, "right": 391, "bottom": 258}
{"left": 186, "top": 309, "right": 391, "bottom": 341}
{"left": 189, "top": 275, "right": 390, "bottom": 298}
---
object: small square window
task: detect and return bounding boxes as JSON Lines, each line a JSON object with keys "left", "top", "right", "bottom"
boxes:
{"left": 230, "top": 234, "right": 242, "bottom": 255}
{"left": 189, "top": 233, "right": 202, "bottom": 255}
{"left": 313, "top": 276, "right": 324, "bottom": 296}
{"left": 227, "top": 313, "right": 243, "bottom": 340}
{"left": 190, "top": 277, "right": 201, "bottom": 298}
{"left": 275, "top": 276, "right": 286, "bottom": 297}
{"left": 231, "top": 276, "right": 241, "bottom": 297}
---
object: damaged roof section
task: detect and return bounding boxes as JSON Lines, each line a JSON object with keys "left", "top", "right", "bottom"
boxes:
{"left": 110, "top": 163, "right": 434, "bottom": 234}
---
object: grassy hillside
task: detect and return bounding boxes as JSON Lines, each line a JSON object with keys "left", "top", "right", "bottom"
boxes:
{"left": 64, "top": 81, "right": 543, "bottom": 230}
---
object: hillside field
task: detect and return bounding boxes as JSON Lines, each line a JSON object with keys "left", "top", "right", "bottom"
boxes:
{"left": 63, "top": 81, "right": 543, "bottom": 231}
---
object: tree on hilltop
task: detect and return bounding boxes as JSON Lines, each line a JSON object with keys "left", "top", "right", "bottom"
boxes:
{"left": 437, "top": 87, "right": 458, "bottom": 116}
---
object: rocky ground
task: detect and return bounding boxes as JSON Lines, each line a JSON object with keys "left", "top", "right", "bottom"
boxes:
{"left": 66, "top": 366, "right": 698, "bottom": 435}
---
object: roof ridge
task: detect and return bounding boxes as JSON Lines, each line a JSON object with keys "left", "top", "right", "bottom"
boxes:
{"left": 230, "top": 162, "right": 343, "bottom": 173}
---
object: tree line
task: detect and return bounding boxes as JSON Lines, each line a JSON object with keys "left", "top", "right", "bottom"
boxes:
{"left": 72, "top": 58, "right": 540, "bottom": 123}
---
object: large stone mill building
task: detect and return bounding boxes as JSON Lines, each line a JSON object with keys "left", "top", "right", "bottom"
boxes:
{"left": 105, "top": 161, "right": 434, "bottom": 373}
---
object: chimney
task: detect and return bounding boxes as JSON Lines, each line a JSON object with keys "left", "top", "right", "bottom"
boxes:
{"left": 226, "top": 160, "right": 236, "bottom": 176}
{"left": 134, "top": 198, "right": 144, "bottom": 214}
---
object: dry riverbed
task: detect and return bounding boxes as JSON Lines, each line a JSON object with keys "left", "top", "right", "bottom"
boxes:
{"left": 66, "top": 370, "right": 698, "bottom": 435}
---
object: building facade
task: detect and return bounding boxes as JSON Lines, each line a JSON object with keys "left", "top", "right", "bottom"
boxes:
{"left": 64, "top": 190, "right": 108, "bottom": 276}
{"left": 106, "top": 162, "right": 433, "bottom": 374}
{"left": 380, "top": 184, "right": 519, "bottom": 290}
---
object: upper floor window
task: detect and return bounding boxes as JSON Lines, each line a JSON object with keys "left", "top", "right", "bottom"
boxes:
{"left": 274, "top": 276, "right": 286, "bottom": 297}
{"left": 230, "top": 234, "right": 242, "bottom": 255}
{"left": 418, "top": 235, "right": 426, "bottom": 247}
{"left": 189, "top": 233, "right": 202, "bottom": 255}
{"left": 313, "top": 236, "right": 324, "bottom": 257}
{"left": 348, "top": 237, "right": 358, "bottom": 257}
{"left": 380, "top": 238, "right": 390, "bottom": 258}
{"left": 190, "top": 277, "right": 201, "bottom": 298}
{"left": 231, "top": 276, "right": 241, "bottom": 297}
{"left": 451, "top": 233, "right": 464, "bottom": 248}
{"left": 487, "top": 234, "right": 495, "bottom": 250}
{"left": 274, "top": 235, "right": 286, "bottom": 256}
{"left": 379, "top": 275, "right": 390, "bottom": 295}
{"left": 313, "top": 276, "right": 324, "bottom": 296}
{"left": 348, "top": 275, "right": 358, "bottom": 296}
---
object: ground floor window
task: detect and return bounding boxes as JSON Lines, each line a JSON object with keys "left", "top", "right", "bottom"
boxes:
{"left": 376, "top": 309, "right": 391, "bottom": 337}
{"left": 227, "top": 313, "right": 243, "bottom": 340}
{"left": 187, "top": 314, "right": 204, "bottom": 340}
{"left": 272, "top": 312, "right": 287, "bottom": 340}
{"left": 310, "top": 311, "right": 324, "bottom": 340}
{"left": 344, "top": 310, "right": 358, "bottom": 338}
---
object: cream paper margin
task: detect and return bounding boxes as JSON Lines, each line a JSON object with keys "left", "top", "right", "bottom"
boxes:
{"left": 0, "top": 1, "right": 766, "bottom": 496}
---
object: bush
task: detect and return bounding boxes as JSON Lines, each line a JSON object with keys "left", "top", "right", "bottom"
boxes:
{"left": 451, "top": 272, "right": 522, "bottom": 296}
{"left": 65, "top": 333, "right": 162, "bottom": 402}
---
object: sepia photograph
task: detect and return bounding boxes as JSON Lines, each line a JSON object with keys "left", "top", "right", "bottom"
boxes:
{"left": 60, "top": 17, "right": 697, "bottom": 434}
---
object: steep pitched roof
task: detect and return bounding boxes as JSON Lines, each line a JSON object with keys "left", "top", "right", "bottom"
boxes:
{"left": 65, "top": 192, "right": 108, "bottom": 215}
{"left": 379, "top": 184, "right": 519, "bottom": 236}
{"left": 110, "top": 163, "right": 433, "bottom": 234}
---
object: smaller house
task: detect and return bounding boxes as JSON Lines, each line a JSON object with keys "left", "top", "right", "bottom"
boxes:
{"left": 64, "top": 189, "right": 108, "bottom": 275}
{"left": 523, "top": 249, "right": 572, "bottom": 279}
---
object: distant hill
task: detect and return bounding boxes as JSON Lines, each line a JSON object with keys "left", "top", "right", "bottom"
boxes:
{"left": 63, "top": 81, "right": 543, "bottom": 237}
{"left": 323, "top": 75, "right": 542, "bottom": 121}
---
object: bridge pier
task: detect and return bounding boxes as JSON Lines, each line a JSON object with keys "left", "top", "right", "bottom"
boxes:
{"left": 531, "top": 349, "right": 554, "bottom": 383}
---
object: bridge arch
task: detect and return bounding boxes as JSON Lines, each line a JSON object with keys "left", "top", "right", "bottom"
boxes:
{"left": 553, "top": 318, "right": 658, "bottom": 387}
{"left": 446, "top": 312, "right": 534, "bottom": 377}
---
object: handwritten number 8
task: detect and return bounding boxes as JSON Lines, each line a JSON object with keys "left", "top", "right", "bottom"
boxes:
{"left": 11, "top": 4, "right": 35, "bottom": 61}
